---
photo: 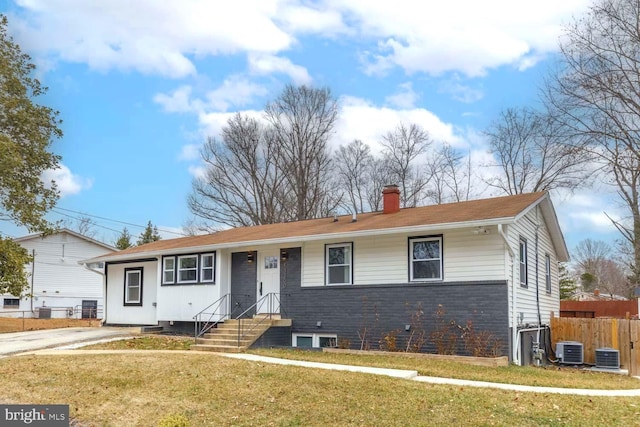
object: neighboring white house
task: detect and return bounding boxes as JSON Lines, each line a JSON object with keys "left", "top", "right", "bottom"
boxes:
{"left": 1, "top": 229, "right": 117, "bottom": 319}
{"left": 83, "top": 189, "right": 569, "bottom": 365}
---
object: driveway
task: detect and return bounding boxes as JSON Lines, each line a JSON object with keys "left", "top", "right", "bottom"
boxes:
{"left": 0, "top": 327, "right": 137, "bottom": 356}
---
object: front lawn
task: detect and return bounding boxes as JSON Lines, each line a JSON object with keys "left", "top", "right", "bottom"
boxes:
{"left": 249, "top": 348, "right": 640, "bottom": 390}
{"left": 0, "top": 353, "right": 637, "bottom": 426}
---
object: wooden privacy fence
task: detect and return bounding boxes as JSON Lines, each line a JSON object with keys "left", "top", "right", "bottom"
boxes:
{"left": 550, "top": 317, "right": 639, "bottom": 376}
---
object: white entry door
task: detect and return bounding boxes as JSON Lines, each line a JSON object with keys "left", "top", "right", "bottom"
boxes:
{"left": 257, "top": 249, "right": 280, "bottom": 314}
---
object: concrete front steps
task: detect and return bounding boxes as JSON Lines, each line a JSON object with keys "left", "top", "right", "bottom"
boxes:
{"left": 193, "top": 315, "right": 291, "bottom": 353}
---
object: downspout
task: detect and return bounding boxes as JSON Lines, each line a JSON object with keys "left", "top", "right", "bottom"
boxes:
{"left": 30, "top": 249, "right": 35, "bottom": 313}
{"left": 498, "top": 224, "right": 518, "bottom": 365}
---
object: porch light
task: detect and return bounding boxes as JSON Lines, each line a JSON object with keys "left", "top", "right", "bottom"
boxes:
{"left": 280, "top": 249, "right": 289, "bottom": 262}
{"left": 247, "top": 252, "right": 254, "bottom": 263}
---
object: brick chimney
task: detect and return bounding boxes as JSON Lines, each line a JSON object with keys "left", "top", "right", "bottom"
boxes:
{"left": 382, "top": 185, "right": 400, "bottom": 214}
{"left": 594, "top": 289, "right": 600, "bottom": 297}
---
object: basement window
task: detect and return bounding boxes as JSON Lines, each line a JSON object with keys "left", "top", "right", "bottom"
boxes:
{"left": 292, "top": 333, "right": 337, "bottom": 348}
{"left": 3, "top": 298, "right": 19, "bottom": 309}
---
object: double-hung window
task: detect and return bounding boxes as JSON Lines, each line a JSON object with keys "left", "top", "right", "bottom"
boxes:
{"left": 326, "top": 243, "right": 353, "bottom": 285}
{"left": 124, "top": 268, "right": 143, "bottom": 306}
{"left": 163, "top": 257, "right": 175, "bottom": 284}
{"left": 519, "top": 238, "right": 528, "bottom": 288}
{"left": 200, "top": 253, "right": 215, "bottom": 283}
{"left": 177, "top": 255, "right": 198, "bottom": 283}
{"left": 410, "top": 236, "right": 443, "bottom": 281}
{"left": 545, "top": 254, "right": 552, "bottom": 293}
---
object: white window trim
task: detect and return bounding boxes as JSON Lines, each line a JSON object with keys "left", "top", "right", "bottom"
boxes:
{"left": 200, "top": 253, "right": 215, "bottom": 283}
{"left": 325, "top": 243, "right": 353, "bottom": 286}
{"left": 124, "top": 269, "right": 142, "bottom": 305}
{"left": 409, "top": 236, "right": 443, "bottom": 282}
{"left": 545, "top": 254, "right": 552, "bottom": 293}
{"left": 519, "top": 238, "right": 528, "bottom": 288}
{"left": 292, "top": 333, "right": 338, "bottom": 348}
{"left": 162, "top": 256, "right": 175, "bottom": 284}
{"left": 177, "top": 255, "right": 199, "bottom": 284}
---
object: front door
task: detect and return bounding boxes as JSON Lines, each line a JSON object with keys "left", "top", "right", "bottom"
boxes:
{"left": 257, "top": 249, "right": 280, "bottom": 314}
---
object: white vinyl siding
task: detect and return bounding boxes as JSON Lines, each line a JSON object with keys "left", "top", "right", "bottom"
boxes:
{"left": 302, "top": 229, "right": 507, "bottom": 287}
{"left": 0, "top": 231, "right": 115, "bottom": 318}
{"left": 106, "top": 260, "right": 158, "bottom": 325}
{"left": 509, "top": 207, "right": 560, "bottom": 326}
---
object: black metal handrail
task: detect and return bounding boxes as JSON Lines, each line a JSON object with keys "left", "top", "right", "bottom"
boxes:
{"left": 193, "top": 294, "right": 231, "bottom": 338}
{"left": 234, "top": 293, "right": 283, "bottom": 346}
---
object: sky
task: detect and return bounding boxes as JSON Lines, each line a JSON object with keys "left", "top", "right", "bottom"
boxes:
{"left": 0, "top": 0, "right": 624, "bottom": 255}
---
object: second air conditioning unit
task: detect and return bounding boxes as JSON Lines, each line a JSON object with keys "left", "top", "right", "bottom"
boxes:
{"left": 595, "top": 348, "right": 620, "bottom": 369}
{"left": 555, "top": 341, "right": 583, "bottom": 364}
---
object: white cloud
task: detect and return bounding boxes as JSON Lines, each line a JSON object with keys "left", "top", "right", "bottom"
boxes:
{"left": 12, "top": 0, "right": 294, "bottom": 78}
{"left": 205, "top": 76, "right": 269, "bottom": 111}
{"left": 248, "top": 53, "right": 312, "bottom": 85}
{"left": 342, "top": 0, "right": 592, "bottom": 77}
{"left": 334, "top": 96, "right": 461, "bottom": 153}
{"left": 154, "top": 85, "right": 195, "bottom": 113}
{"left": 187, "top": 165, "right": 207, "bottom": 180}
{"left": 179, "top": 144, "right": 201, "bottom": 161}
{"left": 438, "top": 77, "right": 484, "bottom": 103}
{"left": 10, "top": 0, "right": 593, "bottom": 79}
{"left": 41, "top": 164, "right": 93, "bottom": 197}
{"left": 385, "top": 82, "right": 419, "bottom": 109}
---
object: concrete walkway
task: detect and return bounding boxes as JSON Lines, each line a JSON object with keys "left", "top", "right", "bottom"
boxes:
{"left": 15, "top": 346, "right": 640, "bottom": 397}
{"left": 0, "top": 327, "right": 138, "bottom": 356}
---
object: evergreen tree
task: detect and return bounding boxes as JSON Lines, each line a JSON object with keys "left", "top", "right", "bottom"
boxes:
{"left": 115, "top": 227, "right": 133, "bottom": 250}
{"left": 137, "top": 221, "right": 161, "bottom": 245}
{"left": 559, "top": 263, "right": 578, "bottom": 300}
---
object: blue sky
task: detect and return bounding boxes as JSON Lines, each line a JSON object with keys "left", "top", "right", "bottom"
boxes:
{"left": 0, "top": 0, "right": 621, "bottom": 253}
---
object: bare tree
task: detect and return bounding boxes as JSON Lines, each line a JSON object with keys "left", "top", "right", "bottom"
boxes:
{"left": 334, "top": 140, "right": 374, "bottom": 213}
{"left": 425, "top": 144, "right": 474, "bottom": 204}
{"left": 189, "top": 113, "right": 288, "bottom": 227}
{"left": 381, "top": 123, "right": 432, "bottom": 207}
{"left": 60, "top": 214, "right": 98, "bottom": 239}
{"left": 366, "top": 157, "right": 393, "bottom": 212}
{"left": 265, "top": 84, "right": 339, "bottom": 221}
{"left": 572, "top": 238, "right": 631, "bottom": 297}
{"left": 544, "top": 0, "right": 640, "bottom": 286}
{"left": 483, "top": 107, "right": 592, "bottom": 195}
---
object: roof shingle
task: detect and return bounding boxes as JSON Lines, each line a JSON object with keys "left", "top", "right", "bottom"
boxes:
{"left": 105, "top": 192, "right": 547, "bottom": 258}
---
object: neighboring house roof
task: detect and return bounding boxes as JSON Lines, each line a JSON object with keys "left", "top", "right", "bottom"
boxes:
{"left": 14, "top": 228, "right": 117, "bottom": 252}
{"left": 84, "top": 191, "right": 568, "bottom": 263}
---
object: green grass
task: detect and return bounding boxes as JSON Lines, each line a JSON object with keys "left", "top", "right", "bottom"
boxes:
{"left": 0, "top": 353, "right": 638, "bottom": 426}
{"left": 248, "top": 348, "right": 640, "bottom": 390}
{"left": 82, "top": 335, "right": 193, "bottom": 350}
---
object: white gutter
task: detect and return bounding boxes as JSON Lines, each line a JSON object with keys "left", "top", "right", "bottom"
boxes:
{"left": 82, "top": 217, "right": 518, "bottom": 265}
{"left": 498, "top": 223, "right": 519, "bottom": 365}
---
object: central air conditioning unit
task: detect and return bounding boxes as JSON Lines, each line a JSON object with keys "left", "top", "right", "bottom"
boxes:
{"left": 555, "top": 341, "right": 583, "bottom": 364}
{"left": 595, "top": 348, "right": 620, "bottom": 369}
